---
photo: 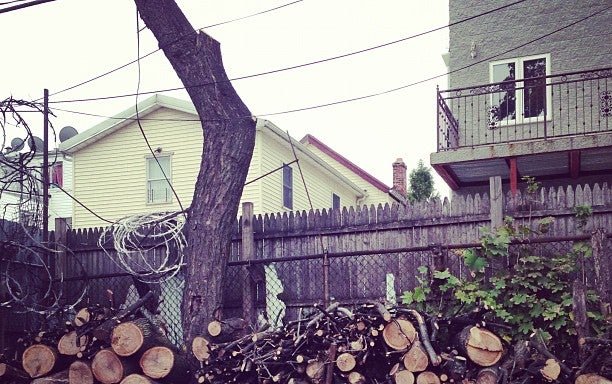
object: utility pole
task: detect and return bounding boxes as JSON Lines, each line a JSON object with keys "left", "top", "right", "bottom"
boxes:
{"left": 42, "top": 89, "right": 49, "bottom": 245}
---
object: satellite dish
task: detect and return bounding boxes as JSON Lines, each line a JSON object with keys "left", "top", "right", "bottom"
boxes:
{"left": 10, "top": 137, "right": 25, "bottom": 152}
{"left": 28, "top": 136, "right": 45, "bottom": 152}
{"left": 59, "top": 126, "right": 78, "bottom": 142}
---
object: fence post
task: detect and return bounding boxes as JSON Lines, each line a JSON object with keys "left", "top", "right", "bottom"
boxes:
{"left": 489, "top": 176, "right": 503, "bottom": 229}
{"left": 241, "top": 203, "right": 256, "bottom": 325}
{"left": 323, "top": 248, "right": 330, "bottom": 308}
{"left": 591, "top": 228, "right": 610, "bottom": 317}
{"left": 54, "top": 217, "right": 68, "bottom": 279}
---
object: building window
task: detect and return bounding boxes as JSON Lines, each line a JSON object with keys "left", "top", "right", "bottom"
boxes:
{"left": 332, "top": 193, "right": 340, "bottom": 210}
{"left": 282, "top": 164, "right": 293, "bottom": 209}
{"left": 147, "top": 156, "right": 172, "bottom": 204}
{"left": 50, "top": 162, "right": 63, "bottom": 188}
{"left": 489, "top": 54, "right": 550, "bottom": 125}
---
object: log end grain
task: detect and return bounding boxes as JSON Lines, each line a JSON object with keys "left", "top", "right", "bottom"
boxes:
{"left": 416, "top": 371, "right": 441, "bottom": 384}
{"left": 336, "top": 352, "right": 356, "bottom": 373}
{"left": 92, "top": 349, "right": 124, "bottom": 384}
{"left": 394, "top": 369, "right": 415, "bottom": 384}
{"left": 120, "top": 373, "right": 160, "bottom": 384}
{"left": 461, "top": 326, "right": 503, "bottom": 367}
{"left": 139, "top": 346, "right": 174, "bottom": 379}
{"left": 22, "top": 344, "right": 58, "bottom": 378}
{"left": 111, "top": 322, "right": 145, "bottom": 357}
{"left": 383, "top": 319, "right": 417, "bottom": 350}
{"left": 191, "top": 336, "right": 211, "bottom": 362}
{"left": 403, "top": 341, "right": 429, "bottom": 372}
{"left": 540, "top": 358, "right": 561, "bottom": 382}
{"left": 58, "top": 331, "right": 88, "bottom": 356}
{"left": 575, "top": 373, "right": 612, "bottom": 384}
{"left": 68, "top": 360, "right": 94, "bottom": 384}
{"left": 74, "top": 308, "right": 91, "bottom": 327}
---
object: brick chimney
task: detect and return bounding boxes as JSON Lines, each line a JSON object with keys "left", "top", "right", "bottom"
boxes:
{"left": 392, "top": 158, "right": 407, "bottom": 195}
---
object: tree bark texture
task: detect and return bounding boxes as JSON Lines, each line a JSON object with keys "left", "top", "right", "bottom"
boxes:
{"left": 133, "top": 0, "right": 256, "bottom": 345}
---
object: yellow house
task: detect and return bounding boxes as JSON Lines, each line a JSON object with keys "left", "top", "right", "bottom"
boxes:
{"left": 59, "top": 95, "right": 398, "bottom": 228}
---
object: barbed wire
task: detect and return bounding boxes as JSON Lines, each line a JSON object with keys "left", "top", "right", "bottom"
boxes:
{"left": 98, "top": 210, "right": 187, "bottom": 283}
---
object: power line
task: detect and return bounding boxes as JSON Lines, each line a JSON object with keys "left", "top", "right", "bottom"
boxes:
{"left": 49, "top": 0, "right": 529, "bottom": 104}
{"left": 133, "top": 7, "right": 185, "bottom": 214}
{"left": 47, "top": 0, "right": 304, "bottom": 98}
{"left": 49, "top": 4, "right": 612, "bottom": 123}
{"left": 0, "top": 0, "right": 56, "bottom": 14}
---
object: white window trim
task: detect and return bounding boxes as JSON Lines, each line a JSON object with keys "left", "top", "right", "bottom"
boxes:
{"left": 145, "top": 154, "right": 173, "bottom": 205}
{"left": 489, "top": 53, "right": 552, "bottom": 125}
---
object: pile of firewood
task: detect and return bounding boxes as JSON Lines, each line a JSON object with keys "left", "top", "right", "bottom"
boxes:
{"left": 191, "top": 303, "right": 611, "bottom": 384}
{"left": 0, "top": 291, "right": 191, "bottom": 384}
{"left": 1, "top": 297, "right": 610, "bottom": 384}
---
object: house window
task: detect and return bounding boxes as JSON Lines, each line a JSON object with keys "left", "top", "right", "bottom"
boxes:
{"left": 282, "top": 164, "right": 293, "bottom": 209}
{"left": 489, "top": 54, "right": 550, "bottom": 125}
{"left": 50, "top": 162, "right": 63, "bottom": 188}
{"left": 332, "top": 193, "right": 340, "bottom": 210}
{"left": 147, "top": 156, "right": 172, "bottom": 204}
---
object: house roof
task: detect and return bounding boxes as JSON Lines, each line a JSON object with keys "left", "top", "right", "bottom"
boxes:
{"left": 59, "top": 94, "right": 197, "bottom": 153}
{"left": 300, "top": 134, "right": 390, "bottom": 193}
{"left": 59, "top": 94, "right": 365, "bottom": 196}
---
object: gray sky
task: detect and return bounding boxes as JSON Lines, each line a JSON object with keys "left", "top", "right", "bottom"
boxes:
{"left": 1, "top": 0, "right": 450, "bottom": 196}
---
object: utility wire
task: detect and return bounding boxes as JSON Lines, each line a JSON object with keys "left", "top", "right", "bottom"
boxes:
{"left": 48, "top": 4, "right": 612, "bottom": 123}
{"left": 133, "top": 7, "right": 185, "bottom": 214}
{"left": 0, "top": 0, "right": 55, "bottom": 14}
{"left": 49, "top": 0, "right": 529, "bottom": 104}
{"left": 46, "top": 0, "right": 304, "bottom": 98}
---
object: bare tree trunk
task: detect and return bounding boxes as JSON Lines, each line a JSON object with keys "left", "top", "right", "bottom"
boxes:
{"left": 133, "top": 0, "right": 256, "bottom": 345}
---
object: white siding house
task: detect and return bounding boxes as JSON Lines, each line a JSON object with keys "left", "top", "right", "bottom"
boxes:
{"left": 60, "top": 95, "right": 396, "bottom": 228}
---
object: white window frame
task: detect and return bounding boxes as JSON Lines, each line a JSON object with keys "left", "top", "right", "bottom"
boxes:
{"left": 146, "top": 154, "right": 173, "bottom": 204}
{"left": 489, "top": 53, "right": 551, "bottom": 125}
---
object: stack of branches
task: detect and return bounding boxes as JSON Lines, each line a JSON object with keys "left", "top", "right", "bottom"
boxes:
{"left": 0, "top": 289, "right": 191, "bottom": 384}
{"left": 191, "top": 302, "right": 610, "bottom": 384}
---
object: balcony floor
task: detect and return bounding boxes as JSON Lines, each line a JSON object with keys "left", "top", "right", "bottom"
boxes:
{"left": 430, "top": 132, "right": 612, "bottom": 190}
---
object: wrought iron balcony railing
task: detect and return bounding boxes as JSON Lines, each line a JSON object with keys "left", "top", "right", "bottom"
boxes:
{"left": 437, "top": 67, "right": 611, "bottom": 151}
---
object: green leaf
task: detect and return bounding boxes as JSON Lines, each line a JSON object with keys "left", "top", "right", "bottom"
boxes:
{"left": 417, "top": 265, "right": 428, "bottom": 275}
{"left": 433, "top": 269, "right": 451, "bottom": 279}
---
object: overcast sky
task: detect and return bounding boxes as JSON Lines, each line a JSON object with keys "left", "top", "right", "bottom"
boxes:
{"left": 1, "top": 0, "right": 450, "bottom": 196}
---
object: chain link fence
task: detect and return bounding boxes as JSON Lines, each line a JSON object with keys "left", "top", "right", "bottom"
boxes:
{"left": 2, "top": 233, "right": 609, "bottom": 351}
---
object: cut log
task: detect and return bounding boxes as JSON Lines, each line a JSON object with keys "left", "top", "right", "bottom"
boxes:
{"left": 394, "top": 369, "right": 415, "bottom": 384}
{"left": 475, "top": 367, "right": 499, "bottom": 384}
{"left": 336, "top": 352, "right": 356, "bottom": 372}
{"left": 383, "top": 319, "right": 417, "bottom": 350}
{"left": 416, "top": 371, "right": 441, "bottom": 384}
{"left": 540, "top": 358, "right": 561, "bottom": 382}
{"left": 111, "top": 318, "right": 168, "bottom": 357}
{"left": 31, "top": 369, "right": 69, "bottom": 384}
{"left": 22, "top": 344, "right": 64, "bottom": 378}
{"left": 458, "top": 326, "right": 503, "bottom": 367}
{"left": 74, "top": 307, "right": 91, "bottom": 327}
{"left": 207, "top": 317, "right": 247, "bottom": 342}
{"left": 192, "top": 335, "right": 211, "bottom": 361}
{"left": 0, "top": 362, "right": 29, "bottom": 382}
{"left": 403, "top": 341, "right": 429, "bottom": 372}
{"left": 139, "top": 346, "right": 190, "bottom": 382}
{"left": 58, "top": 331, "right": 88, "bottom": 356}
{"left": 348, "top": 371, "right": 367, "bottom": 384}
{"left": 575, "top": 373, "right": 612, "bottom": 384}
{"left": 92, "top": 348, "right": 137, "bottom": 384}
{"left": 305, "top": 360, "right": 325, "bottom": 383}
{"left": 120, "top": 374, "right": 162, "bottom": 384}
{"left": 373, "top": 301, "right": 392, "bottom": 322}
{"left": 68, "top": 360, "right": 94, "bottom": 384}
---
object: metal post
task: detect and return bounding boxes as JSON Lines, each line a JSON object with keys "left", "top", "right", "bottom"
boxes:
{"left": 42, "top": 89, "right": 49, "bottom": 245}
{"left": 323, "top": 248, "right": 330, "bottom": 308}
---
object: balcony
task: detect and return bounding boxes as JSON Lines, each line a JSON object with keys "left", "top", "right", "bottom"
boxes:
{"left": 432, "top": 68, "right": 612, "bottom": 190}
{"left": 437, "top": 67, "right": 611, "bottom": 151}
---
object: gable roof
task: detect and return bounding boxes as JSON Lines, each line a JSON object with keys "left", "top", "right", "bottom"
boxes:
{"left": 300, "top": 134, "right": 390, "bottom": 193}
{"left": 59, "top": 94, "right": 365, "bottom": 196}
{"left": 59, "top": 94, "right": 197, "bottom": 153}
